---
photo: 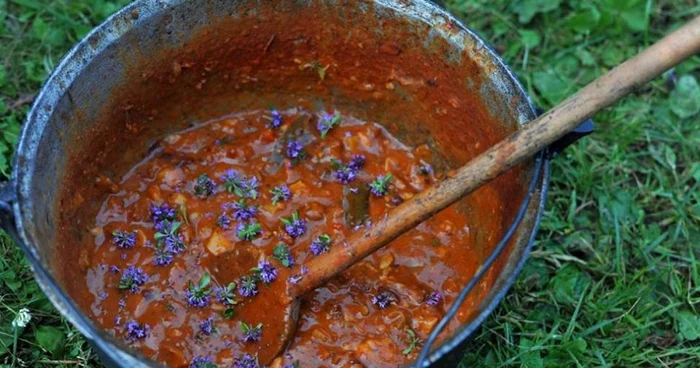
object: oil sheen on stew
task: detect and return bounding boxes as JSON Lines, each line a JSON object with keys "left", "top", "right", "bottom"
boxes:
{"left": 84, "top": 108, "right": 481, "bottom": 368}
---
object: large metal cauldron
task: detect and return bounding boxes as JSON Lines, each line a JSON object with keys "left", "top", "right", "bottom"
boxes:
{"left": 0, "top": 0, "right": 550, "bottom": 366}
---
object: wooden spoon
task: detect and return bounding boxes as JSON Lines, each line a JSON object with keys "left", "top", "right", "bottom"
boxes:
{"left": 253, "top": 16, "right": 700, "bottom": 364}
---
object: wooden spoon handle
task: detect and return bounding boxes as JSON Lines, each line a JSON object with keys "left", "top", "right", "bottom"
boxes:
{"left": 290, "top": 16, "right": 700, "bottom": 297}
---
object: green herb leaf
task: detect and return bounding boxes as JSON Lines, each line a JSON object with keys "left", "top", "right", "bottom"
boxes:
{"left": 223, "top": 308, "right": 236, "bottom": 319}
{"left": 273, "top": 244, "right": 293, "bottom": 267}
{"left": 518, "top": 29, "right": 540, "bottom": 49}
{"left": 35, "top": 325, "right": 66, "bottom": 357}
{"left": 401, "top": 328, "right": 421, "bottom": 355}
{"left": 675, "top": 310, "right": 700, "bottom": 341}
{"left": 199, "top": 272, "right": 211, "bottom": 289}
{"left": 670, "top": 75, "right": 700, "bottom": 119}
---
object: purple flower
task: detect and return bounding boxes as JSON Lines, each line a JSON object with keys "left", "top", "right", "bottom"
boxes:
{"left": 125, "top": 320, "right": 150, "bottom": 341}
{"left": 372, "top": 291, "right": 395, "bottom": 310}
{"left": 270, "top": 184, "right": 291, "bottom": 205}
{"left": 317, "top": 112, "right": 341, "bottom": 138}
{"left": 199, "top": 317, "right": 215, "bottom": 336}
{"left": 288, "top": 274, "right": 303, "bottom": 285}
{"left": 221, "top": 169, "right": 240, "bottom": 186}
{"left": 369, "top": 173, "right": 394, "bottom": 197}
{"left": 164, "top": 233, "right": 187, "bottom": 254}
{"left": 269, "top": 109, "right": 283, "bottom": 129}
{"left": 112, "top": 230, "right": 136, "bottom": 248}
{"left": 419, "top": 163, "right": 433, "bottom": 176}
{"left": 214, "top": 283, "right": 237, "bottom": 306}
{"left": 190, "top": 356, "right": 217, "bottom": 368}
{"left": 186, "top": 273, "right": 212, "bottom": 308}
{"left": 253, "top": 259, "right": 278, "bottom": 284}
{"left": 153, "top": 243, "right": 175, "bottom": 266}
{"left": 216, "top": 213, "right": 231, "bottom": 229}
{"left": 118, "top": 266, "right": 148, "bottom": 293}
{"left": 281, "top": 211, "right": 306, "bottom": 239}
{"left": 426, "top": 291, "right": 442, "bottom": 306}
{"left": 109, "top": 265, "right": 120, "bottom": 273}
{"left": 193, "top": 174, "right": 216, "bottom": 198}
{"left": 334, "top": 166, "right": 358, "bottom": 184}
{"left": 286, "top": 140, "right": 304, "bottom": 159}
{"left": 114, "top": 316, "right": 122, "bottom": 326}
{"left": 118, "top": 298, "right": 126, "bottom": 309}
{"left": 236, "top": 221, "right": 262, "bottom": 241}
{"left": 155, "top": 220, "right": 187, "bottom": 254}
{"left": 240, "top": 322, "right": 262, "bottom": 343}
{"left": 232, "top": 354, "right": 260, "bottom": 368}
{"left": 233, "top": 200, "right": 257, "bottom": 221}
{"left": 238, "top": 275, "right": 258, "bottom": 298}
{"left": 150, "top": 203, "right": 176, "bottom": 225}
{"left": 288, "top": 265, "right": 308, "bottom": 285}
{"left": 310, "top": 234, "right": 332, "bottom": 256}
{"left": 349, "top": 154, "right": 367, "bottom": 170}
{"left": 222, "top": 171, "right": 259, "bottom": 199}
{"left": 185, "top": 289, "right": 211, "bottom": 308}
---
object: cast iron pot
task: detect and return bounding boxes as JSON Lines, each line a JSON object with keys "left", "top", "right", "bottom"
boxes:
{"left": 0, "top": 0, "right": 554, "bottom": 366}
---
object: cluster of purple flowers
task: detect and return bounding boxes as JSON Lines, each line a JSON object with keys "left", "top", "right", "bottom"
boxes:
{"left": 152, "top": 219, "right": 186, "bottom": 266}
{"left": 186, "top": 273, "right": 212, "bottom": 308}
{"left": 237, "top": 275, "right": 258, "bottom": 298}
{"left": 221, "top": 170, "right": 259, "bottom": 199}
{"left": 286, "top": 140, "right": 304, "bottom": 160}
{"left": 190, "top": 356, "right": 217, "bottom": 368}
{"left": 369, "top": 173, "right": 394, "bottom": 197}
{"left": 252, "top": 259, "right": 278, "bottom": 284}
{"left": 220, "top": 201, "right": 261, "bottom": 241}
{"left": 281, "top": 211, "right": 307, "bottom": 239}
{"left": 156, "top": 221, "right": 187, "bottom": 253}
{"left": 149, "top": 203, "right": 187, "bottom": 267}
{"left": 310, "top": 234, "right": 332, "bottom": 256}
{"left": 268, "top": 109, "right": 283, "bottom": 129}
{"left": 270, "top": 184, "right": 291, "bottom": 205}
{"left": 426, "top": 291, "right": 442, "bottom": 306}
{"left": 118, "top": 266, "right": 148, "bottom": 293}
{"left": 372, "top": 291, "right": 396, "bottom": 310}
{"left": 216, "top": 213, "right": 231, "bottom": 229}
{"left": 112, "top": 230, "right": 136, "bottom": 248}
{"left": 232, "top": 200, "right": 257, "bottom": 221}
{"left": 150, "top": 203, "right": 176, "bottom": 224}
{"left": 332, "top": 155, "right": 366, "bottom": 184}
{"left": 214, "top": 282, "right": 237, "bottom": 306}
{"left": 199, "top": 316, "right": 215, "bottom": 336}
{"left": 193, "top": 174, "right": 216, "bottom": 198}
{"left": 317, "top": 112, "right": 342, "bottom": 138}
{"left": 232, "top": 354, "right": 260, "bottom": 368}
{"left": 240, "top": 322, "right": 263, "bottom": 343}
{"left": 125, "top": 320, "right": 150, "bottom": 341}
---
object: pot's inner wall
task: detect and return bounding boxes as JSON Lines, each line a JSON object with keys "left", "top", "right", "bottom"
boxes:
{"left": 32, "top": 0, "right": 533, "bottom": 361}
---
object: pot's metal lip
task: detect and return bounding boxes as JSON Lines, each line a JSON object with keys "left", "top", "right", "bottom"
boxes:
{"left": 11, "top": 1, "right": 542, "bottom": 367}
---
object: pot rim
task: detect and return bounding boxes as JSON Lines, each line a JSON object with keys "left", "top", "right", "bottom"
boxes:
{"left": 10, "top": 1, "right": 542, "bottom": 367}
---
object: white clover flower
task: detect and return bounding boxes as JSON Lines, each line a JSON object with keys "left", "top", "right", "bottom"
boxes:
{"left": 12, "top": 308, "right": 31, "bottom": 329}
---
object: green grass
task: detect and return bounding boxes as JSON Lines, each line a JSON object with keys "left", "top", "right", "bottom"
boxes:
{"left": 1, "top": 0, "right": 699, "bottom": 367}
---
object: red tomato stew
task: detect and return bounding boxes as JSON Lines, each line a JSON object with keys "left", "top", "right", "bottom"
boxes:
{"left": 79, "top": 108, "right": 486, "bottom": 368}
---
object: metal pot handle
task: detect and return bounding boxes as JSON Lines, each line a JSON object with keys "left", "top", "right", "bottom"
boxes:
{"left": 0, "top": 180, "right": 18, "bottom": 236}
